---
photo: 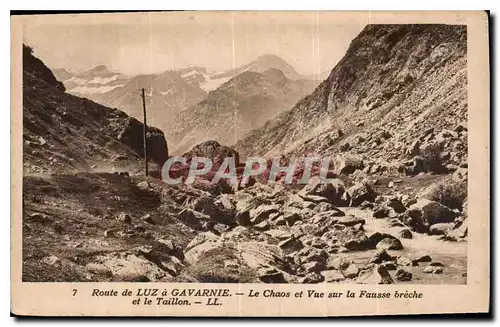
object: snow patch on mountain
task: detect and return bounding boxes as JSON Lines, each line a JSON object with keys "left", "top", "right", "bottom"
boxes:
{"left": 71, "top": 84, "right": 122, "bottom": 94}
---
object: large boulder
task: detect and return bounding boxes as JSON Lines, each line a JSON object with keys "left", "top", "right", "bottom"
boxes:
{"left": 192, "top": 196, "right": 236, "bottom": 225}
{"left": 348, "top": 182, "right": 377, "bottom": 207}
{"left": 182, "top": 140, "right": 240, "bottom": 167}
{"left": 446, "top": 219, "right": 468, "bottom": 239}
{"left": 403, "top": 156, "right": 425, "bottom": 175}
{"left": 356, "top": 265, "right": 393, "bottom": 284}
{"left": 299, "top": 177, "right": 350, "bottom": 206}
{"left": 117, "top": 117, "right": 169, "bottom": 165}
{"left": 178, "top": 208, "right": 210, "bottom": 230}
{"left": 333, "top": 155, "right": 364, "bottom": 175}
{"left": 249, "top": 204, "right": 281, "bottom": 225}
{"left": 429, "top": 222, "right": 454, "bottom": 235}
{"left": 376, "top": 237, "right": 404, "bottom": 250}
{"left": 408, "top": 199, "right": 457, "bottom": 229}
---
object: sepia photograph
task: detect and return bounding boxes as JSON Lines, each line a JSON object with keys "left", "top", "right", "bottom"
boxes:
{"left": 20, "top": 12, "right": 471, "bottom": 285}
{"left": 10, "top": 10, "right": 490, "bottom": 317}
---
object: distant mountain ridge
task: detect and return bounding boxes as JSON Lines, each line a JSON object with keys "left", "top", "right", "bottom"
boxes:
{"left": 167, "top": 67, "right": 317, "bottom": 154}
{"left": 52, "top": 54, "right": 317, "bottom": 150}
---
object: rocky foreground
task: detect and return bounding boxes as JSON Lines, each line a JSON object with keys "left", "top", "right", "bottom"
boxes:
{"left": 23, "top": 166, "right": 467, "bottom": 284}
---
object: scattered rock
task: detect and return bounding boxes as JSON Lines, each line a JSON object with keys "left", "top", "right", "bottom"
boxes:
{"left": 250, "top": 205, "right": 280, "bottom": 225}
{"left": 258, "top": 267, "right": 286, "bottom": 283}
{"left": 395, "top": 268, "right": 413, "bottom": 281}
{"left": 386, "top": 197, "right": 406, "bottom": 213}
{"left": 40, "top": 255, "right": 59, "bottom": 266}
{"left": 326, "top": 256, "right": 349, "bottom": 270}
{"left": 341, "top": 262, "right": 360, "bottom": 278}
{"left": 28, "top": 212, "right": 53, "bottom": 223}
{"left": 376, "top": 237, "right": 404, "bottom": 250}
{"left": 398, "top": 228, "right": 413, "bottom": 239}
{"left": 136, "top": 181, "right": 150, "bottom": 190}
{"left": 303, "top": 261, "right": 324, "bottom": 274}
{"left": 299, "top": 177, "right": 350, "bottom": 206}
{"left": 429, "top": 261, "right": 444, "bottom": 267}
{"left": 348, "top": 182, "right": 377, "bottom": 206}
{"left": 278, "top": 237, "right": 304, "bottom": 255}
{"left": 389, "top": 219, "right": 406, "bottom": 228}
{"left": 141, "top": 213, "right": 155, "bottom": 224}
{"left": 357, "top": 265, "right": 393, "bottom": 284}
{"left": 282, "top": 212, "right": 302, "bottom": 226}
{"left": 235, "top": 211, "right": 251, "bottom": 226}
{"left": 397, "top": 255, "right": 418, "bottom": 267}
{"left": 254, "top": 220, "right": 271, "bottom": 231}
{"left": 414, "top": 255, "right": 432, "bottom": 263}
{"left": 408, "top": 199, "right": 457, "bottom": 227}
{"left": 381, "top": 261, "right": 397, "bottom": 270}
{"left": 424, "top": 266, "right": 444, "bottom": 274}
{"left": 373, "top": 206, "right": 391, "bottom": 218}
{"left": 300, "top": 272, "right": 324, "bottom": 284}
{"left": 429, "top": 223, "right": 454, "bottom": 235}
{"left": 336, "top": 215, "right": 365, "bottom": 227}
{"left": 321, "top": 269, "right": 346, "bottom": 282}
{"left": 116, "top": 212, "right": 132, "bottom": 224}
{"left": 369, "top": 249, "right": 393, "bottom": 264}
{"left": 334, "top": 155, "right": 364, "bottom": 175}
{"left": 366, "top": 232, "right": 398, "bottom": 248}
{"left": 312, "top": 202, "right": 335, "bottom": 213}
{"left": 452, "top": 168, "right": 468, "bottom": 182}
{"left": 178, "top": 208, "right": 210, "bottom": 230}
{"left": 359, "top": 201, "right": 375, "bottom": 209}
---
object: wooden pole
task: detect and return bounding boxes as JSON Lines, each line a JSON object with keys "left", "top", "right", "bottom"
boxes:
{"left": 141, "top": 88, "right": 149, "bottom": 176}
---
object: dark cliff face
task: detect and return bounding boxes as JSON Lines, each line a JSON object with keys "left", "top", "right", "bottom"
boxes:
{"left": 235, "top": 24, "right": 467, "bottom": 172}
{"left": 23, "top": 45, "right": 66, "bottom": 92}
{"left": 22, "top": 44, "right": 169, "bottom": 174}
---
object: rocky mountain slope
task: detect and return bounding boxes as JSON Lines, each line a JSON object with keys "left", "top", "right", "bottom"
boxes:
{"left": 235, "top": 24, "right": 467, "bottom": 177}
{"left": 167, "top": 68, "right": 317, "bottom": 154}
{"left": 23, "top": 45, "right": 168, "bottom": 175}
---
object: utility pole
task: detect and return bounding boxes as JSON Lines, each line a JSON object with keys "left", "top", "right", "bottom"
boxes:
{"left": 140, "top": 88, "right": 148, "bottom": 176}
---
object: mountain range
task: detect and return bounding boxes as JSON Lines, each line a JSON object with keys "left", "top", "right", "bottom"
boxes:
{"left": 53, "top": 54, "right": 320, "bottom": 154}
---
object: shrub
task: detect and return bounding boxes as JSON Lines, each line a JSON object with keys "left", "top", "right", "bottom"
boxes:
{"left": 420, "top": 142, "right": 445, "bottom": 173}
{"left": 423, "top": 180, "right": 467, "bottom": 210}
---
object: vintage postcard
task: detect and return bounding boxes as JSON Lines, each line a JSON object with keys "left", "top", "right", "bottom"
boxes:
{"left": 11, "top": 11, "right": 490, "bottom": 316}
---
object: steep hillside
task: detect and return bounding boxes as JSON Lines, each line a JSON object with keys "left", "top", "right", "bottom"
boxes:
{"left": 236, "top": 24, "right": 467, "bottom": 176}
{"left": 23, "top": 45, "right": 168, "bottom": 175}
{"left": 168, "top": 68, "right": 317, "bottom": 154}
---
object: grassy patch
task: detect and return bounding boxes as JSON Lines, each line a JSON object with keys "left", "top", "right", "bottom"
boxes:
{"left": 184, "top": 247, "right": 258, "bottom": 283}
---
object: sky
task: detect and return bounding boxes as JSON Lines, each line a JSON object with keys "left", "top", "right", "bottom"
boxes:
{"left": 23, "top": 12, "right": 366, "bottom": 77}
